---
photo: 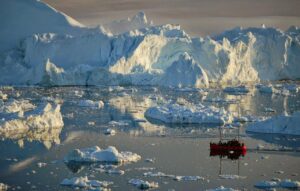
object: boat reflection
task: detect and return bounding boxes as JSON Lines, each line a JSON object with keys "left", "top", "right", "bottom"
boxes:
{"left": 210, "top": 149, "right": 246, "bottom": 160}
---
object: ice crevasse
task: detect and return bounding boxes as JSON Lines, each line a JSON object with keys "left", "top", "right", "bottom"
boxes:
{"left": 0, "top": 0, "right": 300, "bottom": 87}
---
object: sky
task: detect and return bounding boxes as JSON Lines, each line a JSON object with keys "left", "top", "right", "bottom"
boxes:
{"left": 43, "top": 0, "right": 300, "bottom": 36}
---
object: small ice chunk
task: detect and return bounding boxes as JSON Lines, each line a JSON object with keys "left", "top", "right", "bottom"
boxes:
{"left": 104, "top": 128, "right": 116, "bottom": 135}
{"left": 206, "top": 186, "right": 239, "bottom": 191}
{"left": 255, "top": 180, "right": 278, "bottom": 188}
{"left": 37, "top": 162, "right": 47, "bottom": 168}
{"left": 78, "top": 100, "right": 104, "bottom": 109}
{"left": 145, "top": 158, "right": 155, "bottom": 163}
{"left": 275, "top": 170, "right": 284, "bottom": 174}
{"left": 64, "top": 146, "right": 141, "bottom": 163}
{"left": 219, "top": 174, "right": 246, "bottom": 179}
{"left": 0, "top": 183, "right": 8, "bottom": 191}
{"left": 108, "top": 120, "right": 130, "bottom": 126}
{"left": 257, "top": 144, "right": 264, "bottom": 150}
{"left": 60, "top": 176, "right": 113, "bottom": 188}
{"left": 128, "top": 179, "right": 158, "bottom": 189}
{"left": 106, "top": 169, "right": 125, "bottom": 175}
{"left": 174, "top": 176, "right": 204, "bottom": 181}
{"left": 279, "top": 179, "right": 300, "bottom": 188}
{"left": 88, "top": 121, "right": 95, "bottom": 126}
{"left": 264, "top": 108, "right": 275, "bottom": 112}
{"left": 0, "top": 91, "right": 8, "bottom": 100}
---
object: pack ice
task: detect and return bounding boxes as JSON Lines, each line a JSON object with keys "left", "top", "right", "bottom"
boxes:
{"left": 1, "top": 0, "right": 300, "bottom": 87}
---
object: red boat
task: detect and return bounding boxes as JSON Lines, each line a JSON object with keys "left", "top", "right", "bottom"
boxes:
{"left": 210, "top": 139, "right": 247, "bottom": 152}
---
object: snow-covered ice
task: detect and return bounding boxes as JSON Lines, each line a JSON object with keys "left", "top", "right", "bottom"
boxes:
{"left": 145, "top": 102, "right": 233, "bottom": 125}
{"left": 247, "top": 111, "right": 300, "bottom": 135}
{"left": 64, "top": 146, "right": 141, "bottom": 163}
{"left": 128, "top": 179, "right": 159, "bottom": 190}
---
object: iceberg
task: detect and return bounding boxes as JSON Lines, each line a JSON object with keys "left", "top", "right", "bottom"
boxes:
{"left": 246, "top": 112, "right": 300, "bottom": 135}
{"left": 102, "top": 11, "right": 153, "bottom": 35}
{"left": 0, "top": 102, "right": 64, "bottom": 148}
{"left": 145, "top": 102, "right": 233, "bottom": 125}
{"left": 64, "top": 146, "right": 141, "bottom": 163}
{"left": 0, "top": 0, "right": 300, "bottom": 87}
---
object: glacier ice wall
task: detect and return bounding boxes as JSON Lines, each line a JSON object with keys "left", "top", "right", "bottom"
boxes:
{"left": 0, "top": 0, "right": 299, "bottom": 87}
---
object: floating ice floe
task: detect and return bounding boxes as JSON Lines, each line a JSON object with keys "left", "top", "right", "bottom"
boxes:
{"left": 246, "top": 111, "right": 300, "bottom": 135}
{"left": 108, "top": 120, "right": 131, "bottom": 126}
{"left": 255, "top": 180, "right": 278, "bottom": 188}
{"left": 78, "top": 100, "right": 104, "bottom": 109}
{"left": 64, "top": 146, "right": 141, "bottom": 163}
{"left": 128, "top": 179, "right": 158, "bottom": 190}
{"left": 206, "top": 186, "right": 239, "bottom": 191}
{"left": 60, "top": 176, "right": 113, "bottom": 189}
{"left": 0, "top": 183, "right": 8, "bottom": 191}
{"left": 104, "top": 128, "right": 116, "bottom": 135}
{"left": 223, "top": 86, "right": 250, "bottom": 95}
{"left": 37, "top": 162, "right": 47, "bottom": 168}
{"left": 255, "top": 179, "right": 300, "bottom": 189}
{"left": 264, "top": 107, "right": 275, "bottom": 112}
{"left": 143, "top": 171, "right": 204, "bottom": 182}
{"left": 94, "top": 164, "right": 125, "bottom": 175}
{"left": 236, "top": 115, "right": 267, "bottom": 123}
{"left": 279, "top": 179, "right": 300, "bottom": 188}
{"left": 219, "top": 174, "right": 246, "bottom": 179}
{"left": 145, "top": 102, "right": 233, "bottom": 125}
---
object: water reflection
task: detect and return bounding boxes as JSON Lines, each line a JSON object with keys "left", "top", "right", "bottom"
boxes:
{"left": 210, "top": 149, "right": 246, "bottom": 160}
{"left": 0, "top": 125, "right": 62, "bottom": 149}
{"left": 108, "top": 95, "right": 165, "bottom": 135}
